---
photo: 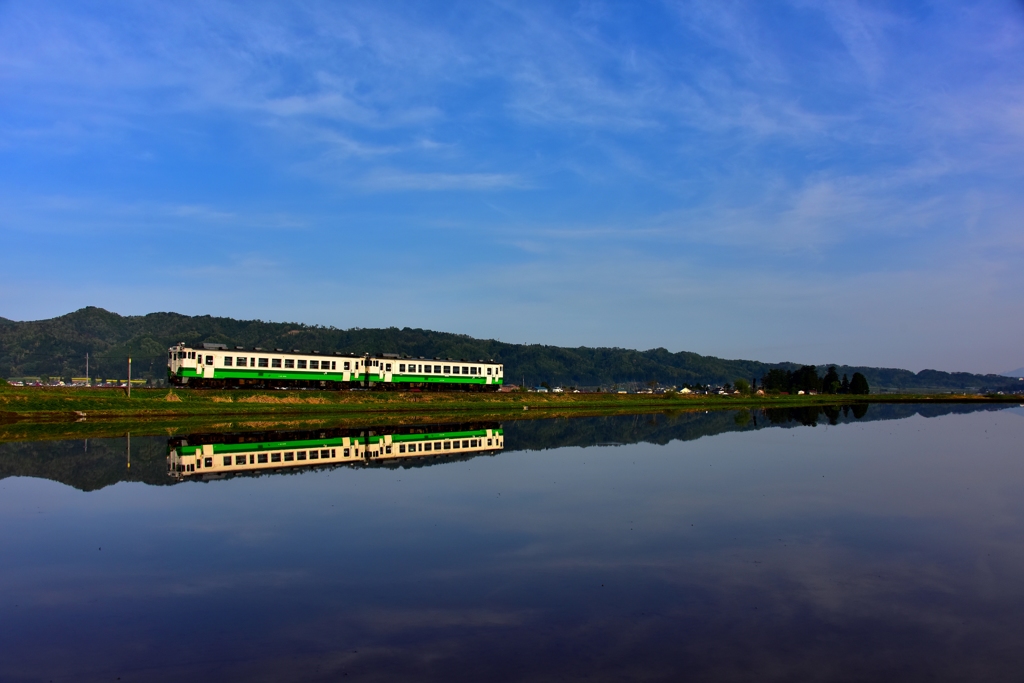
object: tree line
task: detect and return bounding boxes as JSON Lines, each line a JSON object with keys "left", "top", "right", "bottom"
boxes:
{"left": 760, "top": 365, "right": 869, "bottom": 395}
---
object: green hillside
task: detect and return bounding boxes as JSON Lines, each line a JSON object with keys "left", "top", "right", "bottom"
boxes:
{"left": 0, "top": 307, "right": 1020, "bottom": 393}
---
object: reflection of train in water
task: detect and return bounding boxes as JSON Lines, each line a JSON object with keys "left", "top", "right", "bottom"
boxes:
{"left": 167, "top": 343, "right": 504, "bottom": 391}
{"left": 168, "top": 422, "right": 504, "bottom": 480}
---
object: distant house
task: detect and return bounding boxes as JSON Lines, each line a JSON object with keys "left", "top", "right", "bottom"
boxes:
{"left": 680, "top": 387, "right": 692, "bottom": 394}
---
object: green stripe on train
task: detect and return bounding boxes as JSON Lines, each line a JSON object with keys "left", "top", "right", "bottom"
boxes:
{"left": 173, "top": 368, "right": 501, "bottom": 384}
{"left": 174, "top": 368, "right": 366, "bottom": 381}
{"left": 177, "top": 428, "right": 503, "bottom": 456}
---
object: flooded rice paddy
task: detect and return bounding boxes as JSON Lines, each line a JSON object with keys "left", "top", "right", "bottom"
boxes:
{"left": 1, "top": 403, "right": 1023, "bottom": 681}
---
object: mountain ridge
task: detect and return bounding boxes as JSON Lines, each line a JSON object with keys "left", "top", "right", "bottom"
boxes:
{"left": 0, "top": 307, "right": 1020, "bottom": 393}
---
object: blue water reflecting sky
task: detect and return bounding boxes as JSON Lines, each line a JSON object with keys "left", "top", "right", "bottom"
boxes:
{"left": 2, "top": 408, "right": 1024, "bottom": 681}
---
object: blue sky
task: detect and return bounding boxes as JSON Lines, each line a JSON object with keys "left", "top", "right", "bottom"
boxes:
{"left": 2, "top": 1, "right": 1023, "bottom": 373}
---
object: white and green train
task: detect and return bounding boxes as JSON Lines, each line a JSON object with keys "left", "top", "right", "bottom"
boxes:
{"left": 168, "top": 422, "right": 504, "bottom": 479}
{"left": 168, "top": 343, "right": 503, "bottom": 391}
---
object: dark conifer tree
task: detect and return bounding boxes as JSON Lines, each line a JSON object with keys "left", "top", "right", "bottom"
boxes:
{"left": 822, "top": 366, "right": 840, "bottom": 394}
{"left": 849, "top": 372, "right": 870, "bottom": 395}
{"left": 841, "top": 374, "right": 850, "bottom": 393}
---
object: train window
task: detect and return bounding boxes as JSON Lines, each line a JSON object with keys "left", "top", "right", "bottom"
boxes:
{"left": 423, "top": 365, "right": 431, "bottom": 374}
{"left": 309, "top": 451, "right": 318, "bottom": 460}
{"left": 250, "top": 358, "right": 255, "bottom": 367}
{"left": 462, "top": 366, "right": 468, "bottom": 374}
{"left": 271, "top": 453, "right": 281, "bottom": 462}
{"left": 284, "top": 452, "right": 294, "bottom": 462}
{"left": 223, "top": 456, "right": 231, "bottom": 466}
{"left": 309, "top": 360, "right": 319, "bottom": 369}
{"left": 236, "top": 357, "right": 247, "bottom": 367}
{"left": 258, "top": 358, "right": 269, "bottom": 368}
{"left": 399, "top": 444, "right": 406, "bottom": 453}
{"left": 399, "top": 364, "right": 405, "bottom": 372}
{"left": 331, "top": 362, "right": 336, "bottom": 370}
{"left": 386, "top": 363, "right": 391, "bottom": 371}
{"left": 297, "top": 451, "right": 307, "bottom": 460}
{"left": 169, "top": 352, "right": 173, "bottom": 360}
{"left": 257, "top": 453, "right": 268, "bottom": 463}
{"left": 487, "top": 438, "right": 492, "bottom": 446}
{"left": 206, "top": 356, "right": 213, "bottom": 365}
{"left": 343, "top": 448, "right": 350, "bottom": 457}
{"left": 205, "top": 457, "right": 213, "bottom": 467}
{"left": 284, "top": 359, "right": 294, "bottom": 369}
{"left": 224, "top": 356, "right": 232, "bottom": 366}
{"left": 487, "top": 368, "right": 492, "bottom": 375}
{"left": 344, "top": 361, "right": 350, "bottom": 370}
{"left": 271, "top": 358, "right": 281, "bottom": 368}
{"left": 443, "top": 366, "right": 450, "bottom": 373}
{"left": 177, "top": 352, "right": 184, "bottom": 359}
{"left": 235, "top": 455, "right": 246, "bottom": 465}
{"left": 424, "top": 442, "right": 432, "bottom": 451}
{"left": 444, "top": 441, "right": 451, "bottom": 450}
{"left": 297, "top": 360, "right": 306, "bottom": 369}
{"left": 330, "top": 449, "right": 336, "bottom": 458}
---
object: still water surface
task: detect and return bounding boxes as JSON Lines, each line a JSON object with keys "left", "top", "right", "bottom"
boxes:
{"left": 1, "top": 404, "right": 1023, "bottom": 681}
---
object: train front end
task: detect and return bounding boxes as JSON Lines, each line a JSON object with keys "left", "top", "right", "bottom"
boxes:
{"left": 167, "top": 343, "right": 197, "bottom": 386}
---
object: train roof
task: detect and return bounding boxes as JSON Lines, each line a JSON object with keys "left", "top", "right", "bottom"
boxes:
{"left": 177, "top": 342, "right": 498, "bottom": 363}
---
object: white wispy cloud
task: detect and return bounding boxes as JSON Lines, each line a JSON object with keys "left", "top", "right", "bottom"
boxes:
{"left": 360, "top": 170, "right": 527, "bottom": 191}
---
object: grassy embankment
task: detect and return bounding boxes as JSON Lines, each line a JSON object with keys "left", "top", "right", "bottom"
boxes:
{"left": 4, "top": 383, "right": 1018, "bottom": 419}
{"left": 0, "top": 382, "right": 1019, "bottom": 442}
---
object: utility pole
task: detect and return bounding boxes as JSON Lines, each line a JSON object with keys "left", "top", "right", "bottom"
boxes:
{"left": 127, "top": 347, "right": 132, "bottom": 398}
{"left": 86, "top": 352, "right": 89, "bottom": 385}
{"left": 127, "top": 432, "right": 131, "bottom": 470}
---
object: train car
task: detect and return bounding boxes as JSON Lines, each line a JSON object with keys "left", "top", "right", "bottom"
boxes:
{"left": 168, "top": 422, "right": 504, "bottom": 479}
{"left": 168, "top": 343, "right": 504, "bottom": 391}
{"left": 167, "top": 343, "right": 366, "bottom": 389}
{"left": 365, "top": 354, "right": 504, "bottom": 391}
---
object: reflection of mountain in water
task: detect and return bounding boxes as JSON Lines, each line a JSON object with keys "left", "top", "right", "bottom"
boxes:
{"left": 501, "top": 402, "right": 1009, "bottom": 452}
{"left": 0, "top": 403, "right": 1011, "bottom": 491}
{"left": 0, "top": 435, "right": 169, "bottom": 491}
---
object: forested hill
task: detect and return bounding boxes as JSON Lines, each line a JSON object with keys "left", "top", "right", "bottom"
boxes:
{"left": 0, "top": 307, "right": 1020, "bottom": 393}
